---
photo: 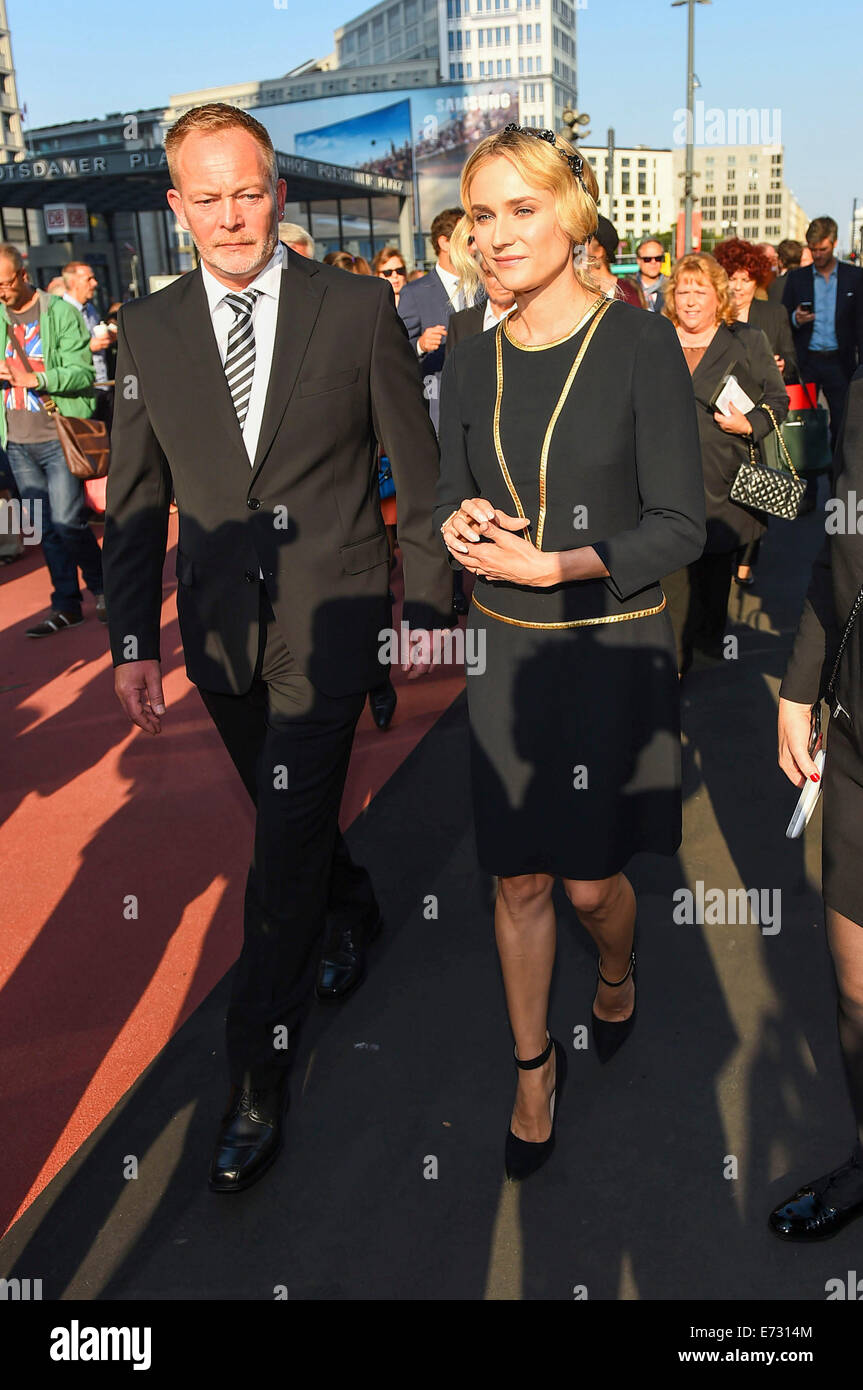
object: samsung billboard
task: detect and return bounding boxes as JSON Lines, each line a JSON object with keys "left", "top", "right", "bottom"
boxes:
{"left": 255, "top": 81, "right": 518, "bottom": 233}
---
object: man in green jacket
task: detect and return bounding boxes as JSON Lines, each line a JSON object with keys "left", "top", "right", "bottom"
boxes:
{"left": 0, "top": 242, "right": 105, "bottom": 636}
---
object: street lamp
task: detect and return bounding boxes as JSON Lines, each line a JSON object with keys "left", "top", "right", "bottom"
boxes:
{"left": 672, "top": 0, "right": 711, "bottom": 254}
{"left": 560, "top": 107, "right": 591, "bottom": 144}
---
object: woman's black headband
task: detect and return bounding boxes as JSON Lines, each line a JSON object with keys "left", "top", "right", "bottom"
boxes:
{"left": 501, "top": 122, "right": 588, "bottom": 189}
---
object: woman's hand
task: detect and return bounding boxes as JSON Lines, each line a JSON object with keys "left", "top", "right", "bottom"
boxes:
{"left": 714, "top": 403, "right": 753, "bottom": 436}
{"left": 462, "top": 515, "right": 563, "bottom": 585}
{"left": 778, "top": 696, "right": 822, "bottom": 788}
{"left": 440, "top": 497, "right": 502, "bottom": 553}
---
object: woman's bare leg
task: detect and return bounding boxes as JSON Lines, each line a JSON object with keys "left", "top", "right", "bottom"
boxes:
{"left": 495, "top": 873, "right": 558, "bottom": 1142}
{"left": 562, "top": 873, "right": 636, "bottom": 1022}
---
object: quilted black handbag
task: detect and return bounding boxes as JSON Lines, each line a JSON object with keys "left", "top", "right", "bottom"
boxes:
{"left": 729, "top": 402, "right": 806, "bottom": 521}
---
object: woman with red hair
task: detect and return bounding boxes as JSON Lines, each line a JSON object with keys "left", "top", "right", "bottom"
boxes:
{"left": 713, "top": 238, "right": 796, "bottom": 382}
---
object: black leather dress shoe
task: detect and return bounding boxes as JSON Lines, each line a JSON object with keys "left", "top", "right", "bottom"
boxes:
{"left": 315, "top": 912, "right": 382, "bottom": 1002}
{"left": 768, "top": 1150, "right": 863, "bottom": 1241}
{"left": 208, "top": 1073, "right": 289, "bottom": 1193}
{"left": 369, "top": 678, "right": 397, "bottom": 731}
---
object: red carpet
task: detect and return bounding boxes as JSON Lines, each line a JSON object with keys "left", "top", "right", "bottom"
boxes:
{"left": 0, "top": 517, "right": 465, "bottom": 1235}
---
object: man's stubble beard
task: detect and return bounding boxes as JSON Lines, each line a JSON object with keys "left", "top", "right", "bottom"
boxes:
{"left": 200, "top": 224, "right": 279, "bottom": 278}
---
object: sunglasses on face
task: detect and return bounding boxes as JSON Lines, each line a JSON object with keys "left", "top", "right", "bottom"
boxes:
{"left": 381, "top": 266, "right": 406, "bottom": 277}
{"left": 639, "top": 254, "right": 663, "bottom": 263}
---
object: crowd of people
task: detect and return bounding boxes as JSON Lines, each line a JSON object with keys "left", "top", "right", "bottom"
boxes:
{"left": 6, "top": 101, "right": 863, "bottom": 1244}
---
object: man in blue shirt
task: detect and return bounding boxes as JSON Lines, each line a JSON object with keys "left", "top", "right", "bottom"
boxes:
{"left": 784, "top": 216, "right": 863, "bottom": 451}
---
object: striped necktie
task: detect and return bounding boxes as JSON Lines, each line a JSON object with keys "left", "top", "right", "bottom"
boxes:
{"left": 223, "top": 289, "right": 261, "bottom": 429}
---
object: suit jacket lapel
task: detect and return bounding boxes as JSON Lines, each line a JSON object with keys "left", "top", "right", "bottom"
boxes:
{"left": 251, "top": 252, "right": 324, "bottom": 477}
{"left": 173, "top": 269, "right": 251, "bottom": 470}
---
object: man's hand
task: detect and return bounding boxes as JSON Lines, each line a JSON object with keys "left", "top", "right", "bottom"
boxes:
{"left": 778, "top": 696, "right": 821, "bottom": 788}
{"left": 418, "top": 324, "right": 447, "bottom": 353}
{"left": 774, "top": 355, "right": 785, "bottom": 374}
{"left": 114, "top": 659, "right": 166, "bottom": 735}
{"left": 399, "top": 629, "right": 455, "bottom": 679}
{"left": 794, "top": 307, "right": 815, "bottom": 327}
{"left": 90, "top": 333, "right": 112, "bottom": 352}
{"left": 6, "top": 358, "right": 39, "bottom": 390}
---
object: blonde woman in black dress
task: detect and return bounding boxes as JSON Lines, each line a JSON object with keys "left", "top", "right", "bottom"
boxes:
{"left": 434, "top": 125, "right": 706, "bottom": 1180}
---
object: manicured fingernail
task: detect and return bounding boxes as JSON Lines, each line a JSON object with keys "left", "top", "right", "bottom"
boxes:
{"left": 486, "top": 512, "right": 495, "bottom": 520}
{"left": 811, "top": 773, "right": 820, "bottom": 782}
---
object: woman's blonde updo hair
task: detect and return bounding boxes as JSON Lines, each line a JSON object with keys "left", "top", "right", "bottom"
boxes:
{"left": 664, "top": 252, "right": 737, "bottom": 327}
{"left": 452, "top": 126, "right": 600, "bottom": 299}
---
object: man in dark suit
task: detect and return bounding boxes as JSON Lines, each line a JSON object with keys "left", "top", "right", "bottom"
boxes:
{"left": 397, "top": 206, "right": 465, "bottom": 434}
{"left": 398, "top": 207, "right": 471, "bottom": 614}
{"left": 103, "top": 104, "right": 451, "bottom": 1193}
{"left": 445, "top": 260, "right": 516, "bottom": 356}
{"left": 783, "top": 216, "right": 863, "bottom": 449}
{"left": 766, "top": 238, "right": 802, "bottom": 306}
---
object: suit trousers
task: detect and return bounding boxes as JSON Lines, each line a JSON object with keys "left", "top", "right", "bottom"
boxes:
{"left": 198, "top": 587, "right": 377, "bottom": 1086}
{"left": 664, "top": 550, "right": 735, "bottom": 670}
{"left": 804, "top": 353, "right": 850, "bottom": 452}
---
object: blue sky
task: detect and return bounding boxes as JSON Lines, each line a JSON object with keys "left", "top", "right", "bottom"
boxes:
{"left": 11, "top": 0, "right": 860, "bottom": 245}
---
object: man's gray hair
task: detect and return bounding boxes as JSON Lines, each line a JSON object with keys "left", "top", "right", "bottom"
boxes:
{"left": 0, "top": 242, "right": 24, "bottom": 273}
{"left": 279, "top": 223, "right": 315, "bottom": 258}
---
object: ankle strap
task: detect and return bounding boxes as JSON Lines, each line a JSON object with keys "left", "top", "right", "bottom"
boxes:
{"left": 514, "top": 1032, "right": 553, "bottom": 1070}
{"left": 597, "top": 950, "right": 635, "bottom": 988}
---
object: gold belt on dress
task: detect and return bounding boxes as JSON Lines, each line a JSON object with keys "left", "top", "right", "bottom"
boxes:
{"left": 471, "top": 592, "right": 667, "bottom": 630}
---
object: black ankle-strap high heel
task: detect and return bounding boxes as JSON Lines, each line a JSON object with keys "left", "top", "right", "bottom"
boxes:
{"left": 504, "top": 1033, "right": 567, "bottom": 1182}
{"left": 591, "top": 950, "right": 636, "bottom": 1065}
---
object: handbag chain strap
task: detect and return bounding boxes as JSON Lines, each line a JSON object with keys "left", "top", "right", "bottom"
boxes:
{"left": 826, "top": 579, "right": 863, "bottom": 710}
{"left": 754, "top": 401, "right": 801, "bottom": 482}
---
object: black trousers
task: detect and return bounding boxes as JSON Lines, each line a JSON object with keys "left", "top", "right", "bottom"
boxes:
{"left": 664, "top": 550, "right": 735, "bottom": 670}
{"left": 804, "top": 353, "right": 850, "bottom": 452}
{"left": 199, "top": 590, "right": 377, "bottom": 1086}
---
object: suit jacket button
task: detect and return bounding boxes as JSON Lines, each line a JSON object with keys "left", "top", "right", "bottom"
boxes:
{"left": 247, "top": 497, "right": 261, "bottom": 510}
{"left": 244, "top": 570, "right": 256, "bottom": 583}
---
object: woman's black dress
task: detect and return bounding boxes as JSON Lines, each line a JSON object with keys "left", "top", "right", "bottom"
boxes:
{"left": 434, "top": 298, "right": 706, "bottom": 879}
{"left": 782, "top": 367, "right": 863, "bottom": 924}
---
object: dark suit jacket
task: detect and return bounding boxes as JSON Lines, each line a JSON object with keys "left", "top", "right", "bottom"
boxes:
{"left": 748, "top": 298, "right": 798, "bottom": 382}
{"left": 103, "top": 248, "right": 451, "bottom": 699}
{"left": 783, "top": 261, "right": 863, "bottom": 378}
{"left": 445, "top": 303, "right": 485, "bottom": 356}
{"left": 688, "top": 320, "right": 789, "bottom": 551}
{"left": 397, "top": 267, "right": 455, "bottom": 431}
{"left": 781, "top": 366, "right": 863, "bottom": 721}
{"left": 766, "top": 274, "right": 787, "bottom": 306}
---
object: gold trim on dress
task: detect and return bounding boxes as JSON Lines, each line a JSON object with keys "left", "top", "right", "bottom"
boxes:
{"left": 493, "top": 298, "right": 613, "bottom": 550}
{"left": 503, "top": 295, "right": 607, "bottom": 351}
{"left": 471, "top": 592, "right": 667, "bottom": 630}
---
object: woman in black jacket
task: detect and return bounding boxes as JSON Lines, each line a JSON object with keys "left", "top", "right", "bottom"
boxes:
{"left": 714, "top": 239, "right": 799, "bottom": 586}
{"left": 661, "top": 253, "right": 789, "bottom": 673}
{"left": 769, "top": 367, "right": 863, "bottom": 1240}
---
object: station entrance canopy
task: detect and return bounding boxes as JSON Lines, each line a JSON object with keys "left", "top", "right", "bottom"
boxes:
{"left": 0, "top": 146, "right": 408, "bottom": 213}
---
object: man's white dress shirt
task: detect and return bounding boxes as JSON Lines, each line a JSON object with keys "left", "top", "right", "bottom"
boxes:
{"left": 200, "top": 241, "right": 284, "bottom": 466}
{"left": 483, "top": 300, "right": 514, "bottom": 331}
